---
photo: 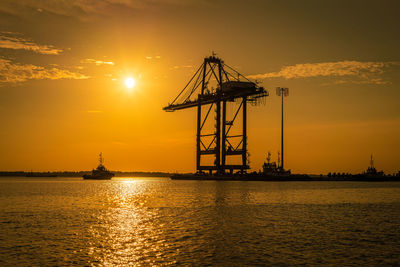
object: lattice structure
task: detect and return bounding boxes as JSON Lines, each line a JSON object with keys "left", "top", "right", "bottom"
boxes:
{"left": 164, "top": 55, "right": 268, "bottom": 174}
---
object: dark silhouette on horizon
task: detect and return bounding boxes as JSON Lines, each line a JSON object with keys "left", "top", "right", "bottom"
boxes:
{"left": 82, "top": 153, "right": 114, "bottom": 180}
{"left": 163, "top": 55, "right": 400, "bottom": 181}
{"left": 164, "top": 55, "right": 268, "bottom": 175}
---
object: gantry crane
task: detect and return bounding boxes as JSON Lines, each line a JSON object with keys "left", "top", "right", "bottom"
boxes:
{"left": 163, "top": 55, "right": 268, "bottom": 174}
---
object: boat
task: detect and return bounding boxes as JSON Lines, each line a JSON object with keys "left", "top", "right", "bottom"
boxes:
{"left": 364, "top": 154, "right": 384, "bottom": 176}
{"left": 262, "top": 151, "right": 291, "bottom": 176}
{"left": 351, "top": 154, "right": 385, "bottom": 180}
{"left": 83, "top": 153, "right": 114, "bottom": 180}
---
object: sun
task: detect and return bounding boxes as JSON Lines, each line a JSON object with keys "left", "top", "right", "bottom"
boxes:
{"left": 125, "top": 77, "right": 136, "bottom": 89}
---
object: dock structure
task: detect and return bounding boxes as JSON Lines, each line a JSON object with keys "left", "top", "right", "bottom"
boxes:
{"left": 163, "top": 55, "right": 268, "bottom": 174}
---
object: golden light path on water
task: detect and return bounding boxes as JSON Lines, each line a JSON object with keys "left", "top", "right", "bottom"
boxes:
{"left": 1, "top": 177, "right": 400, "bottom": 265}
{"left": 82, "top": 178, "right": 400, "bottom": 265}
{"left": 87, "top": 180, "right": 174, "bottom": 265}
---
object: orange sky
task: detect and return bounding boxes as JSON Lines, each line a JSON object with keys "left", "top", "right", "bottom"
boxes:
{"left": 0, "top": 0, "right": 399, "bottom": 174}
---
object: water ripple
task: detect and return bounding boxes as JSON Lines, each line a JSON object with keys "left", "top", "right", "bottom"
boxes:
{"left": 0, "top": 178, "right": 399, "bottom": 265}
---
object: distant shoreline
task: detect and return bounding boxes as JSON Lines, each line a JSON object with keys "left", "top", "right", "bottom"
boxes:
{"left": 0, "top": 171, "right": 399, "bottom": 182}
{"left": 170, "top": 173, "right": 400, "bottom": 182}
{"left": 0, "top": 171, "right": 173, "bottom": 178}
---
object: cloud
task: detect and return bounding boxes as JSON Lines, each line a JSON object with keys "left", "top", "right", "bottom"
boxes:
{"left": 81, "top": 58, "right": 114, "bottom": 66}
{"left": 170, "top": 65, "right": 193, "bottom": 70}
{"left": 0, "top": 0, "right": 202, "bottom": 19}
{"left": 0, "top": 32, "right": 63, "bottom": 55}
{"left": 248, "top": 61, "right": 398, "bottom": 84}
{"left": 0, "top": 59, "right": 89, "bottom": 83}
{"left": 146, "top": 55, "right": 161, "bottom": 60}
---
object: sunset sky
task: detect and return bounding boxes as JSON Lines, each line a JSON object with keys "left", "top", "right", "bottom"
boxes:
{"left": 0, "top": 0, "right": 399, "bottom": 174}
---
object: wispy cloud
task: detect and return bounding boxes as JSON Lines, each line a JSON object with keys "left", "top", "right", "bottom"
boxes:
{"left": 81, "top": 58, "right": 114, "bottom": 66}
{"left": 170, "top": 65, "right": 193, "bottom": 70}
{"left": 0, "top": 32, "right": 63, "bottom": 55}
{"left": 0, "top": 0, "right": 202, "bottom": 19}
{"left": 146, "top": 55, "right": 161, "bottom": 60}
{"left": 248, "top": 61, "right": 398, "bottom": 84}
{"left": 0, "top": 59, "right": 89, "bottom": 83}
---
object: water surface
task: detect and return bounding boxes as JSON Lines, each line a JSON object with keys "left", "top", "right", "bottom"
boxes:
{"left": 1, "top": 177, "right": 399, "bottom": 265}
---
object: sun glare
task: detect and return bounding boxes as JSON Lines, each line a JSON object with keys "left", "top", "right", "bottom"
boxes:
{"left": 125, "top": 77, "right": 136, "bottom": 89}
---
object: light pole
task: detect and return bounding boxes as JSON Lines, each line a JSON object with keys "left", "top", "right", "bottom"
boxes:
{"left": 276, "top": 87, "right": 289, "bottom": 170}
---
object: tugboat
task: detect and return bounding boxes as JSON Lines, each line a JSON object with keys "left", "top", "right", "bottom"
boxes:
{"left": 351, "top": 154, "right": 385, "bottom": 181}
{"left": 364, "top": 154, "right": 384, "bottom": 177}
{"left": 83, "top": 153, "right": 114, "bottom": 180}
{"left": 262, "top": 151, "right": 291, "bottom": 176}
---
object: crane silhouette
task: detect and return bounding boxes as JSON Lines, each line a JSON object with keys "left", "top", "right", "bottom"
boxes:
{"left": 164, "top": 55, "right": 268, "bottom": 175}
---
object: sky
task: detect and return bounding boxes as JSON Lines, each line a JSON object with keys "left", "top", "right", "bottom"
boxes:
{"left": 0, "top": 0, "right": 399, "bottom": 174}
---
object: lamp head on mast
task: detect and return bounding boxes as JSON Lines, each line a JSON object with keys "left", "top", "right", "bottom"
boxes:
{"left": 276, "top": 87, "right": 289, "bottom": 97}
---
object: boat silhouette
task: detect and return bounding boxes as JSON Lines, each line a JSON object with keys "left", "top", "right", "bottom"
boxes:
{"left": 83, "top": 153, "right": 114, "bottom": 180}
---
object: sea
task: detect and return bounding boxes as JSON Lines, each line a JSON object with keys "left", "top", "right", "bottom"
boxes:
{"left": 0, "top": 177, "right": 399, "bottom": 266}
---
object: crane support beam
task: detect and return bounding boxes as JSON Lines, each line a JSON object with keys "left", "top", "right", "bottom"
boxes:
{"left": 163, "top": 88, "right": 266, "bottom": 111}
{"left": 242, "top": 96, "right": 247, "bottom": 173}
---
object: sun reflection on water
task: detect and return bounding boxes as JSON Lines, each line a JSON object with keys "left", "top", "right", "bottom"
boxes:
{"left": 86, "top": 180, "right": 178, "bottom": 265}
{"left": 1, "top": 179, "right": 400, "bottom": 265}
{"left": 76, "top": 180, "right": 400, "bottom": 265}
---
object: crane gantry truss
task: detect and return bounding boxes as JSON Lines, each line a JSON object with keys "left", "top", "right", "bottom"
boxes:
{"left": 164, "top": 55, "right": 268, "bottom": 174}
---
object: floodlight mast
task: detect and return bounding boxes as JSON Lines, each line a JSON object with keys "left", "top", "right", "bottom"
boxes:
{"left": 276, "top": 87, "right": 289, "bottom": 170}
